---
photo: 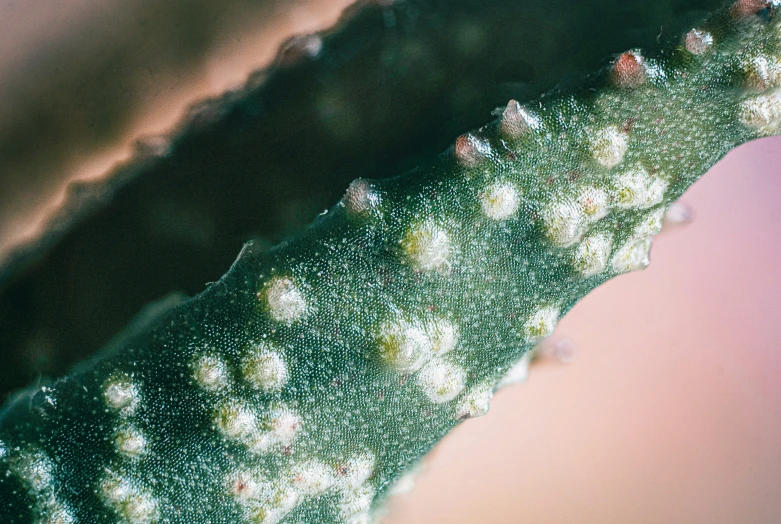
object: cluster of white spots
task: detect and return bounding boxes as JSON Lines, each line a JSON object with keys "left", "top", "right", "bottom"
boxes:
{"left": 215, "top": 401, "right": 302, "bottom": 453}
{"left": 99, "top": 472, "right": 158, "bottom": 523}
{"left": 114, "top": 425, "right": 147, "bottom": 459}
{"left": 613, "top": 167, "right": 668, "bottom": 209}
{"left": 590, "top": 126, "right": 628, "bottom": 169}
{"left": 685, "top": 29, "right": 714, "bottom": 55}
{"left": 342, "top": 179, "right": 381, "bottom": 215}
{"left": 577, "top": 186, "right": 610, "bottom": 222}
{"left": 103, "top": 374, "right": 140, "bottom": 416}
{"left": 542, "top": 200, "right": 587, "bottom": 246}
{"left": 611, "top": 51, "right": 647, "bottom": 89}
{"left": 377, "top": 319, "right": 433, "bottom": 373}
{"left": 524, "top": 305, "right": 560, "bottom": 343}
{"left": 740, "top": 90, "right": 781, "bottom": 135}
{"left": 0, "top": 440, "right": 6, "bottom": 460}
{"left": 611, "top": 237, "right": 653, "bottom": 273}
{"left": 42, "top": 504, "right": 76, "bottom": 524}
{"left": 480, "top": 181, "right": 520, "bottom": 220}
{"left": 416, "top": 359, "right": 466, "bottom": 404}
{"left": 744, "top": 55, "right": 781, "bottom": 90}
{"left": 339, "top": 483, "right": 375, "bottom": 524}
{"left": 260, "top": 277, "right": 308, "bottom": 323}
{"left": 243, "top": 345, "right": 289, "bottom": 392}
{"left": 500, "top": 99, "right": 542, "bottom": 138}
{"left": 192, "top": 353, "right": 231, "bottom": 392}
{"left": 401, "top": 221, "right": 452, "bottom": 273}
{"left": 454, "top": 133, "right": 491, "bottom": 167}
{"left": 389, "top": 465, "right": 422, "bottom": 497}
{"left": 498, "top": 353, "right": 532, "bottom": 389}
{"left": 377, "top": 316, "right": 459, "bottom": 369}
{"left": 573, "top": 233, "right": 613, "bottom": 277}
{"left": 455, "top": 383, "right": 493, "bottom": 420}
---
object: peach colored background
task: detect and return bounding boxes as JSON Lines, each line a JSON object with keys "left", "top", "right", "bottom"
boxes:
{"left": 386, "top": 137, "right": 781, "bottom": 523}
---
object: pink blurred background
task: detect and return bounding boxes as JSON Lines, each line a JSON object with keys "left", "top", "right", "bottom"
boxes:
{"left": 386, "top": 136, "right": 781, "bottom": 523}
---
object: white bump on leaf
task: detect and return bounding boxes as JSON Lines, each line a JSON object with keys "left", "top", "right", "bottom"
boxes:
{"left": 456, "top": 384, "right": 493, "bottom": 420}
{"left": 500, "top": 100, "right": 541, "bottom": 137}
{"left": 192, "top": 354, "right": 230, "bottom": 392}
{"left": 339, "top": 483, "right": 375, "bottom": 523}
{"left": 685, "top": 29, "right": 714, "bottom": 55}
{"left": 740, "top": 90, "right": 781, "bottom": 135}
{"left": 115, "top": 425, "right": 147, "bottom": 459}
{"left": 577, "top": 186, "right": 610, "bottom": 222}
{"left": 215, "top": 401, "right": 257, "bottom": 441}
{"left": 635, "top": 208, "right": 665, "bottom": 238}
{"left": 613, "top": 167, "right": 668, "bottom": 209}
{"left": 291, "top": 460, "right": 335, "bottom": 496}
{"left": 416, "top": 359, "right": 466, "bottom": 404}
{"left": 481, "top": 182, "right": 520, "bottom": 220}
{"left": 455, "top": 133, "right": 491, "bottom": 167}
{"left": 10, "top": 449, "right": 54, "bottom": 492}
{"left": 342, "top": 179, "right": 381, "bottom": 214}
{"left": 573, "top": 233, "right": 613, "bottom": 277}
{"left": 498, "top": 353, "right": 532, "bottom": 388}
{"left": 590, "top": 126, "right": 628, "bottom": 168}
{"left": 336, "top": 454, "right": 376, "bottom": 490}
{"left": 249, "top": 406, "right": 302, "bottom": 453}
{"left": 611, "top": 237, "right": 653, "bottom": 273}
{"left": 542, "top": 200, "right": 586, "bottom": 247}
{"left": 378, "top": 319, "right": 433, "bottom": 373}
{"left": 261, "top": 277, "right": 307, "bottom": 323}
{"left": 103, "top": 375, "right": 140, "bottom": 416}
{"left": 244, "top": 347, "right": 288, "bottom": 392}
{"left": 428, "top": 318, "right": 459, "bottom": 356}
{"left": 524, "top": 305, "right": 559, "bottom": 343}
{"left": 100, "top": 473, "right": 158, "bottom": 523}
{"left": 402, "top": 221, "right": 452, "bottom": 272}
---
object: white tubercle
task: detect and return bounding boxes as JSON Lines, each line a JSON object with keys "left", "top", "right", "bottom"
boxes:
{"left": 455, "top": 133, "right": 491, "bottom": 167}
{"left": 635, "top": 208, "right": 665, "bottom": 238}
{"left": 577, "top": 186, "right": 610, "bottom": 222}
{"left": 336, "top": 454, "right": 376, "bottom": 490}
{"left": 402, "top": 221, "right": 453, "bottom": 273}
{"left": 685, "top": 29, "right": 714, "bottom": 55}
{"left": 215, "top": 401, "right": 257, "bottom": 441}
{"left": 500, "top": 100, "right": 542, "bottom": 137}
{"left": 243, "top": 346, "right": 289, "bottom": 392}
{"left": 455, "top": 384, "right": 493, "bottom": 420}
{"left": 481, "top": 182, "right": 521, "bottom": 220}
{"left": 378, "top": 319, "right": 433, "bottom": 373}
{"left": 416, "top": 359, "right": 466, "bottom": 404}
{"left": 249, "top": 406, "right": 302, "bottom": 453}
{"left": 523, "top": 305, "right": 560, "bottom": 343}
{"left": 613, "top": 167, "right": 668, "bottom": 209}
{"left": 342, "top": 179, "right": 381, "bottom": 215}
{"left": 740, "top": 90, "right": 781, "bottom": 135}
{"left": 590, "top": 126, "right": 628, "bottom": 168}
{"left": 573, "top": 233, "right": 613, "bottom": 277}
{"left": 115, "top": 425, "right": 147, "bottom": 459}
{"left": 499, "top": 353, "right": 532, "bottom": 388}
{"left": 744, "top": 55, "right": 781, "bottom": 89}
{"left": 291, "top": 460, "right": 335, "bottom": 496}
{"left": 339, "top": 483, "right": 375, "bottom": 523}
{"left": 192, "top": 354, "right": 230, "bottom": 392}
{"left": 542, "top": 200, "right": 586, "bottom": 247}
{"left": 103, "top": 375, "right": 140, "bottom": 416}
{"left": 611, "top": 237, "right": 653, "bottom": 273}
{"left": 100, "top": 473, "right": 158, "bottom": 523}
{"left": 428, "top": 318, "right": 459, "bottom": 356}
{"left": 261, "top": 277, "right": 308, "bottom": 323}
{"left": 10, "top": 449, "right": 54, "bottom": 492}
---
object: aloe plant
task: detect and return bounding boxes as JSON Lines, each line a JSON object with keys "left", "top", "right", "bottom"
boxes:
{"left": 1, "top": 0, "right": 780, "bottom": 522}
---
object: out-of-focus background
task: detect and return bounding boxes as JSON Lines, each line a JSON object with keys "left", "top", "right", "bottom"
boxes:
{"left": 1, "top": 0, "right": 779, "bottom": 522}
